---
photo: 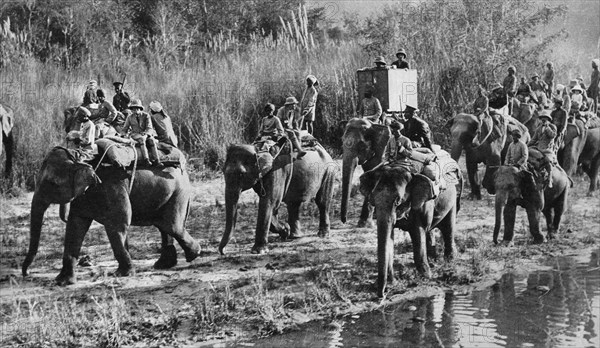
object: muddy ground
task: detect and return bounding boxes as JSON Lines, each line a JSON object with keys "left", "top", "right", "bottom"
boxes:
{"left": 0, "top": 158, "right": 599, "bottom": 347}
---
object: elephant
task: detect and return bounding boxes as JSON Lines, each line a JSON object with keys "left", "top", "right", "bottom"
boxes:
{"left": 218, "top": 142, "right": 336, "bottom": 255}
{"left": 341, "top": 118, "right": 390, "bottom": 226}
{"left": 558, "top": 118, "right": 587, "bottom": 176}
{"left": 1, "top": 103, "right": 14, "bottom": 177}
{"left": 359, "top": 157, "right": 463, "bottom": 298}
{"left": 492, "top": 148, "right": 570, "bottom": 245}
{"left": 447, "top": 113, "right": 530, "bottom": 199}
{"left": 22, "top": 147, "right": 201, "bottom": 285}
{"left": 512, "top": 100, "right": 541, "bottom": 136}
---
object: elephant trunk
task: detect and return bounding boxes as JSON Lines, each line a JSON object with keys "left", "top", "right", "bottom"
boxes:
{"left": 219, "top": 183, "right": 241, "bottom": 255}
{"left": 59, "top": 203, "right": 70, "bottom": 223}
{"left": 376, "top": 201, "right": 396, "bottom": 298}
{"left": 493, "top": 192, "right": 507, "bottom": 244}
{"left": 341, "top": 152, "right": 358, "bottom": 223}
{"left": 22, "top": 193, "right": 50, "bottom": 276}
{"left": 450, "top": 138, "right": 463, "bottom": 162}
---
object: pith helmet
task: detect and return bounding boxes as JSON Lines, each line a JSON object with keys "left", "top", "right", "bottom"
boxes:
{"left": 531, "top": 73, "right": 539, "bottom": 78}
{"left": 396, "top": 48, "right": 407, "bottom": 58}
{"left": 374, "top": 56, "right": 387, "bottom": 64}
{"left": 129, "top": 99, "right": 144, "bottom": 110}
{"left": 508, "top": 66, "right": 516, "bottom": 72}
{"left": 538, "top": 110, "right": 552, "bottom": 121}
{"left": 571, "top": 84, "right": 583, "bottom": 93}
{"left": 284, "top": 97, "right": 298, "bottom": 105}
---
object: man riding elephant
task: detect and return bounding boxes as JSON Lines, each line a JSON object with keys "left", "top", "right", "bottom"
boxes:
{"left": 529, "top": 110, "right": 558, "bottom": 188}
{"left": 120, "top": 99, "right": 161, "bottom": 167}
{"left": 503, "top": 66, "right": 517, "bottom": 114}
{"left": 402, "top": 103, "right": 433, "bottom": 151}
{"left": 359, "top": 86, "right": 383, "bottom": 123}
{"left": 551, "top": 98, "right": 568, "bottom": 150}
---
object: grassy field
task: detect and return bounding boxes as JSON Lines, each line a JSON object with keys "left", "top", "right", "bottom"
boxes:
{"left": 0, "top": 159, "right": 598, "bottom": 347}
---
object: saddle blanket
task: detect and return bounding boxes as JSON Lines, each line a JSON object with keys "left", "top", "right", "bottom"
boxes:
{"left": 96, "top": 138, "right": 185, "bottom": 168}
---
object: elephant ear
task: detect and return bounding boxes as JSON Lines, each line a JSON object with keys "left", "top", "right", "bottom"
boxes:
{"left": 365, "top": 124, "right": 391, "bottom": 163}
{"left": 518, "top": 170, "right": 544, "bottom": 208}
{"left": 359, "top": 169, "right": 384, "bottom": 199}
{"left": 407, "top": 173, "right": 435, "bottom": 207}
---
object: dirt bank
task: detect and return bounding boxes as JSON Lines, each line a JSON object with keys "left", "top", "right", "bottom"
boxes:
{"left": 0, "top": 160, "right": 598, "bottom": 347}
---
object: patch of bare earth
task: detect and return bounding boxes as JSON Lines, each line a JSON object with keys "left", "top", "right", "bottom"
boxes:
{"left": 1, "top": 159, "right": 598, "bottom": 347}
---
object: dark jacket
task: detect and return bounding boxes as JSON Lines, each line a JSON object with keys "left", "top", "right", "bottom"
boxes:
{"left": 403, "top": 116, "right": 432, "bottom": 149}
{"left": 113, "top": 91, "right": 131, "bottom": 112}
{"left": 391, "top": 60, "right": 409, "bottom": 69}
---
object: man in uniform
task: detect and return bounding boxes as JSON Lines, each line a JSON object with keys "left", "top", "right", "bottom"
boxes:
{"left": 504, "top": 129, "right": 528, "bottom": 171}
{"left": 95, "top": 89, "right": 121, "bottom": 136}
{"left": 516, "top": 76, "right": 538, "bottom": 105}
{"left": 385, "top": 120, "right": 413, "bottom": 163}
{"left": 120, "top": 99, "right": 161, "bottom": 167}
{"left": 112, "top": 81, "right": 131, "bottom": 112}
{"left": 551, "top": 98, "right": 568, "bottom": 150}
{"left": 543, "top": 62, "right": 554, "bottom": 100}
{"left": 276, "top": 97, "right": 307, "bottom": 157}
{"left": 402, "top": 103, "right": 433, "bottom": 151}
{"left": 300, "top": 75, "right": 318, "bottom": 135}
{"left": 391, "top": 48, "right": 409, "bottom": 69}
{"left": 503, "top": 66, "right": 517, "bottom": 114}
{"left": 529, "top": 110, "right": 558, "bottom": 187}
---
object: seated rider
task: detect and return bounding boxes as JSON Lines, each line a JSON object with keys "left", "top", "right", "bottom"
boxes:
{"left": 149, "top": 101, "right": 178, "bottom": 147}
{"left": 402, "top": 103, "right": 433, "bottom": 151}
{"left": 359, "top": 87, "right": 383, "bottom": 123}
{"left": 95, "top": 89, "right": 121, "bottom": 136}
{"left": 385, "top": 120, "right": 413, "bottom": 163}
{"left": 529, "top": 110, "right": 557, "bottom": 188}
{"left": 551, "top": 98, "right": 567, "bottom": 150}
{"left": 504, "top": 129, "right": 528, "bottom": 171}
{"left": 257, "top": 103, "right": 285, "bottom": 141}
{"left": 82, "top": 80, "right": 99, "bottom": 108}
{"left": 120, "top": 99, "right": 161, "bottom": 167}
{"left": 67, "top": 107, "right": 96, "bottom": 163}
{"left": 276, "top": 97, "right": 307, "bottom": 157}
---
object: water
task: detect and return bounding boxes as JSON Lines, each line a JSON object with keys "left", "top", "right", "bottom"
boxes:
{"left": 214, "top": 248, "right": 600, "bottom": 348}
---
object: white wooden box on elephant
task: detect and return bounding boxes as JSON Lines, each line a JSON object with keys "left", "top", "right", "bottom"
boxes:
{"left": 356, "top": 69, "right": 418, "bottom": 112}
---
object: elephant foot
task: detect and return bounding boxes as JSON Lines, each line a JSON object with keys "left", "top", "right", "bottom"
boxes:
{"left": 417, "top": 265, "right": 432, "bottom": 279}
{"left": 317, "top": 228, "right": 330, "bottom": 238}
{"left": 532, "top": 235, "right": 545, "bottom": 244}
{"left": 154, "top": 245, "right": 178, "bottom": 269}
{"left": 251, "top": 245, "right": 269, "bottom": 254}
{"left": 55, "top": 270, "right": 76, "bottom": 286}
{"left": 501, "top": 240, "right": 514, "bottom": 247}
{"left": 288, "top": 232, "right": 306, "bottom": 240}
{"left": 184, "top": 242, "right": 201, "bottom": 262}
{"left": 357, "top": 219, "right": 375, "bottom": 229}
{"left": 278, "top": 224, "right": 291, "bottom": 241}
{"left": 113, "top": 266, "right": 134, "bottom": 277}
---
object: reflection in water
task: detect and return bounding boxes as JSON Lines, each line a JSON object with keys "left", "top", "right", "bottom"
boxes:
{"left": 216, "top": 249, "right": 600, "bottom": 348}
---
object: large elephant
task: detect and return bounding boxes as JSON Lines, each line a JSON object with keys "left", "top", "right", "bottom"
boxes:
{"left": 359, "top": 157, "right": 463, "bottom": 298}
{"left": 447, "top": 113, "right": 529, "bottom": 199}
{"left": 1, "top": 103, "right": 14, "bottom": 176}
{"left": 559, "top": 122, "right": 600, "bottom": 194}
{"left": 218, "top": 142, "right": 336, "bottom": 255}
{"left": 492, "top": 148, "right": 570, "bottom": 245}
{"left": 341, "top": 118, "right": 390, "bottom": 226}
{"left": 558, "top": 119, "right": 587, "bottom": 176}
{"left": 512, "top": 100, "right": 541, "bottom": 136}
{"left": 22, "top": 147, "right": 200, "bottom": 285}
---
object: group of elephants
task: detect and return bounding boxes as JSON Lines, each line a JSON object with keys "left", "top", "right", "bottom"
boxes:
{"left": 18, "top": 110, "right": 599, "bottom": 299}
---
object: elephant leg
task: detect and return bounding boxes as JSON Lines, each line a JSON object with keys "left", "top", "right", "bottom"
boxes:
{"left": 587, "top": 157, "right": 600, "bottom": 194}
{"left": 358, "top": 197, "right": 374, "bottom": 228}
{"left": 104, "top": 223, "right": 135, "bottom": 276}
{"left": 316, "top": 174, "right": 333, "bottom": 238}
{"left": 56, "top": 216, "right": 93, "bottom": 286}
{"left": 153, "top": 230, "right": 177, "bottom": 269}
{"left": 287, "top": 202, "right": 303, "bottom": 239}
{"left": 550, "top": 191, "right": 567, "bottom": 239}
{"left": 253, "top": 199, "right": 275, "bottom": 254}
{"left": 466, "top": 158, "right": 481, "bottom": 200}
{"left": 438, "top": 205, "right": 457, "bottom": 261}
{"left": 270, "top": 207, "right": 290, "bottom": 240}
{"left": 426, "top": 230, "right": 437, "bottom": 262}
{"left": 542, "top": 206, "right": 554, "bottom": 240}
{"left": 526, "top": 208, "right": 544, "bottom": 244}
{"left": 503, "top": 203, "right": 517, "bottom": 243}
{"left": 156, "top": 198, "right": 200, "bottom": 263}
{"left": 409, "top": 224, "right": 431, "bottom": 278}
